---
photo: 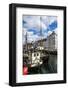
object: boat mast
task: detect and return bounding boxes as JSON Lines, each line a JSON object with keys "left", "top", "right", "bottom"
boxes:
{"left": 40, "top": 16, "right": 42, "bottom": 47}
{"left": 25, "top": 32, "right": 28, "bottom": 51}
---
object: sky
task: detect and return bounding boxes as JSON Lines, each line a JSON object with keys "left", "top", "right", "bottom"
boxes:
{"left": 23, "top": 15, "right": 57, "bottom": 44}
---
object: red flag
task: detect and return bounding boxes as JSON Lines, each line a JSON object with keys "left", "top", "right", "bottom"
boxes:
{"left": 23, "top": 66, "right": 28, "bottom": 75}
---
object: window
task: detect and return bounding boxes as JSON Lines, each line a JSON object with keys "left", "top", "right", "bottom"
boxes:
{"left": 34, "top": 53, "right": 36, "bottom": 57}
{"left": 37, "top": 53, "right": 39, "bottom": 56}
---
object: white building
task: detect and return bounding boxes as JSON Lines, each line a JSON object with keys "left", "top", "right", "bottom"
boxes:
{"left": 44, "top": 31, "right": 57, "bottom": 51}
{"left": 23, "top": 31, "right": 57, "bottom": 51}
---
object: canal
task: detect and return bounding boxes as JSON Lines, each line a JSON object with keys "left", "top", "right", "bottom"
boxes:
{"left": 28, "top": 54, "right": 57, "bottom": 75}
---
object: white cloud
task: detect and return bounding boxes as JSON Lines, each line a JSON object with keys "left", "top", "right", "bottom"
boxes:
{"left": 23, "top": 16, "right": 48, "bottom": 31}
{"left": 23, "top": 15, "right": 57, "bottom": 43}
{"left": 23, "top": 28, "right": 34, "bottom": 36}
{"left": 23, "top": 28, "right": 40, "bottom": 43}
{"left": 27, "top": 34, "right": 40, "bottom": 43}
{"left": 40, "top": 21, "right": 47, "bottom": 30}
{"left": 23, "top": 28, "right": 27, "bottom": 35}
{"left": 23, "top": 16, "right": 40, "bottom": 29}
{"left": 48, "top": 31, "right": 52, "bottom": 36}
{"left": 27, "top": 31, "right": 34, "bottom": 36}
{"left": 43, "top": 32, "right": 48, "bottom": 38}
{"left": 41, "top": 16, "right": 57, "bottom": 27}
{"left": 48, "top": 16, "right": 57, "bottom": 25}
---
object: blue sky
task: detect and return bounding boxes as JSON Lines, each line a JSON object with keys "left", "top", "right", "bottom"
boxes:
{"left": 23, "top": 15, "right": 57, "bottom": 43}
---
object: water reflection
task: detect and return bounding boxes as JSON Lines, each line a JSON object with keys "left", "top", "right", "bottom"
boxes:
{"left": 28, "top": 54, "right": 57, "bottom": 75}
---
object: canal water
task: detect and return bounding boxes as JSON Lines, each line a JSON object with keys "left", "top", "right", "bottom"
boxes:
{"left": 48, "top": 54, "right": 57, "bottom": 73}
{"left": 28, "top": 54, "right": 57, "bottom": 75}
